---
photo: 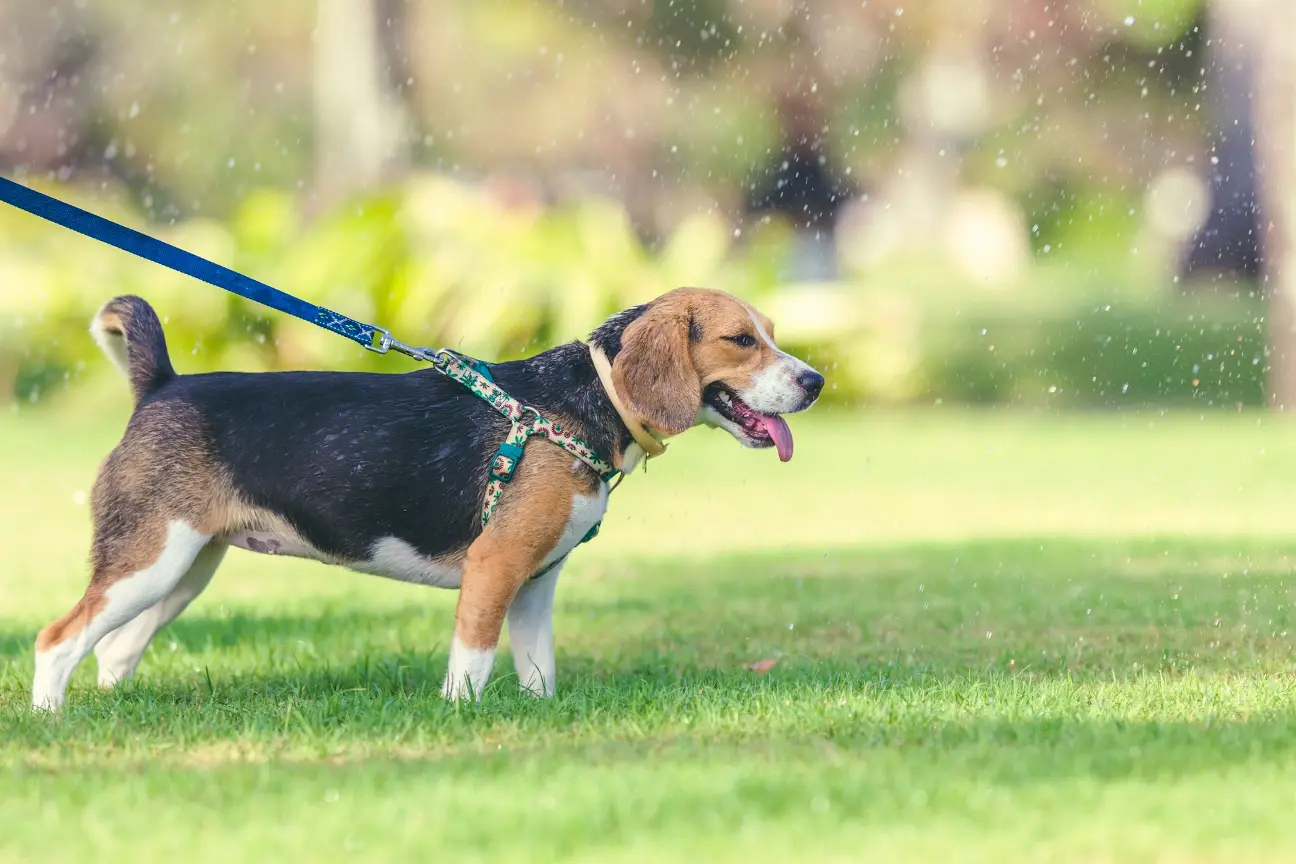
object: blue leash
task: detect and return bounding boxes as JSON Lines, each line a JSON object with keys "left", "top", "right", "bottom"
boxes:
{"left": 0, "top": 174, "right": 614, "bottom": 573}
{"left": 0, "top": 174, "right": 427, "bottom": 360}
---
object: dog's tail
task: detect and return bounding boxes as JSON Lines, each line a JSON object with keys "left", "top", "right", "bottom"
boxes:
{"left": 90, "top": 295, "right": 176, "bottom": 403}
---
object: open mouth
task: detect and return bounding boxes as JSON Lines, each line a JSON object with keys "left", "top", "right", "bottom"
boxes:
{"left": 703, "top": 383, "right": 794, "bottom": 462}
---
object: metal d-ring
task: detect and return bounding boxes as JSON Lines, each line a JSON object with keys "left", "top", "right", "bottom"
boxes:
{"left": 363, "top": 326, "right": 393, "bottom": 354}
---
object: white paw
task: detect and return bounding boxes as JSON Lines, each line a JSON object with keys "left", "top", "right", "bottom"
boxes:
{"left": 441, "top": 637, "right": 494, "bottom": 702}
{"left": 440, "top": 674, "right": 481, "bottom": 702}
{"left": 97, "top": 669, "right": 127, "bottom": 689}
{"left": 31, "top": 691, "right": 62, "bottom": 712}
{"left": 517, "top": 672, "right": 554, "bottom": 698}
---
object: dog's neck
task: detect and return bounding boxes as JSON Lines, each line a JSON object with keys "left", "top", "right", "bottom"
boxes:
{"left": 484, "top": 303, "right": 668, "bottom": 478}
{"left": 585, "top": 302, "right": 659, "bottom": 473}
{"left": 589, "top": 344, "right": 666, "bottom": 461}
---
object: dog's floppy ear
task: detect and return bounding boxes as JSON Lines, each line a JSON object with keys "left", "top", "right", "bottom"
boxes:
{"left": 612, "top": 298, "right": 700, "bottom": 436}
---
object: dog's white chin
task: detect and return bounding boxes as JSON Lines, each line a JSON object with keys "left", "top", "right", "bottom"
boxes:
{"left": 697, "top": 405, "right": 771, "bottom": 449}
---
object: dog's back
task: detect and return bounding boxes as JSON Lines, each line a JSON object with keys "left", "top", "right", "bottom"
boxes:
{"left": 87, "top": 296, "right": 495, "bottom": 561}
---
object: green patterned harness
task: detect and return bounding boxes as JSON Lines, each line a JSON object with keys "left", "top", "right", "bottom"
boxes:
{"left": 431, "top": 349, "right": 621, "bottom": 573}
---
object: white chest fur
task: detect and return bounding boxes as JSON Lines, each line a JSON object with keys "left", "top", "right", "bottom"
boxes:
{"left": 534, "top": 483, "right": 609, "bottom": 571}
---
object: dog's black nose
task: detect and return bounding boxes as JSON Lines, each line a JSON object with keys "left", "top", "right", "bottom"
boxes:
{"left": 798, "top": 369, "right": 825, "bottom": 401}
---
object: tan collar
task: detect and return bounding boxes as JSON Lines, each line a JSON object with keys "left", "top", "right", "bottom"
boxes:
{"left": 590, "top": 344, "right": 667, "bottom": 462}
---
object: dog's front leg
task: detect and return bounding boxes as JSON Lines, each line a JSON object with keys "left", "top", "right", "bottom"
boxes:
{"left": 507, "top": 558, "right": 564, "bottom": 697}
{"left": 442, "top": 541, "right": 529, "bottom": 701}
{"left": 442, "top": 456, "right": 580, "bottom": 702}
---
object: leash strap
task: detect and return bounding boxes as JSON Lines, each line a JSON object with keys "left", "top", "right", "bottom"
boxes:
{"left": 0, "top": 174, "right": 619, "bottom": 573}
{"left": 0, "top": 175, "right": 382, "bottom": 350}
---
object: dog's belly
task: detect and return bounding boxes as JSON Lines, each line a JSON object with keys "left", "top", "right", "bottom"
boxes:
{"left": 224, "top": 531, "right": 337, "bottom": 563}
{"left": 350, "top": 537, "right": 464, "bottom": 588}
{"left": 221, "top": 485, "right": 607, "bottom": 589}
{"left": 223, "top": 530, "right": 464, "bottom": 588}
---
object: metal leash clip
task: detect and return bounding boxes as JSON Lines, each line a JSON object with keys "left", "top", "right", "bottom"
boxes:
{"left": 364, "top": 326, "right": 446, "bottom": 365}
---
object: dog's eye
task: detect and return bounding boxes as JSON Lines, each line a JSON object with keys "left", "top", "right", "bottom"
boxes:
{"left": 725, "top": 334, "right": 757, "bottom": 348}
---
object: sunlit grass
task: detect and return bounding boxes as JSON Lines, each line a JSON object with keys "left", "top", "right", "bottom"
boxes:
{"left": 3, "top": 405, "right": 1296, "bottom": 862}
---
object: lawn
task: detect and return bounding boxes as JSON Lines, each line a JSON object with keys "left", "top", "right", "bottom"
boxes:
{"left": 3, "top": 402, "right": 1296, "bottom": 862}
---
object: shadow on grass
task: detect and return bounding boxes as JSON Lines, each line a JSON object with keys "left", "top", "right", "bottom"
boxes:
{"left": 4, "top": 534, "right": 1296, "bottom": 682}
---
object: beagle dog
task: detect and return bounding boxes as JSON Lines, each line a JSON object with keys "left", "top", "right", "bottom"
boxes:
{"left": 31, "top": 287, "right": 824, "bottom": 709}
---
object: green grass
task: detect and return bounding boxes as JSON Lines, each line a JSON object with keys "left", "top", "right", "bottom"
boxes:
{"left": 4, "top": 403, "right": 1296, "bottom": 862}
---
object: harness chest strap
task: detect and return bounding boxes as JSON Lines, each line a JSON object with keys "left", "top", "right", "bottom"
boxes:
{"left": 432, "top": 352, "right": 619, "bottom": 568}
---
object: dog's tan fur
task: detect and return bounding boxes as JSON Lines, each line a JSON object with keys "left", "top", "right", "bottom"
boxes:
{"left": 455, "top": 446, "right": 598, "bottom": 649}
{"left": 612, "top": 288, "right": 782, "bottom": 434}
{"left": 37, "top": 401, "right": 213, "bottom": 652}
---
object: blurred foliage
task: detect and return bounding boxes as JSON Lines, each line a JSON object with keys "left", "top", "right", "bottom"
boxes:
{"left": 0, "top": 173, "right": 1269, "bottom": 409}
{"left": 0, "top": 0, "right": 1269, "bottom": 410}
{"left": 0, "top": 173, "right": 788, "bottom": 401}
{"left": 0, "top": 0, "right": 1217, "bottom": 235}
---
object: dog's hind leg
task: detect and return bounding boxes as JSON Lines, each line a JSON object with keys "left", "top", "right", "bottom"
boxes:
{"left": 93, "top": 541, "right": 226, "bottom": 689}
{"left": 32, "top": 520, "right": 211, "bottom": 711}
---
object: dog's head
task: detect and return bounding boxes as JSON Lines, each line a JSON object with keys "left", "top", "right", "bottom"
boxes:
{"left": 604, "top": 287, "right": 824, "bottom": 461}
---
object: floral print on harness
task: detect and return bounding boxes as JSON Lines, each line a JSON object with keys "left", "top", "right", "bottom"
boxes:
{"left": 433, "top": 353, "right": 617, "bottom": 528}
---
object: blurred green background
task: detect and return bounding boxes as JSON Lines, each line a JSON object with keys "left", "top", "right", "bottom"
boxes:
{"left": 0, "top": 0, "right": 1288, "bottom": 409}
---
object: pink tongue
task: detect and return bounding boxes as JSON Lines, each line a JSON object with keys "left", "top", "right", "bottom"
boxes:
{"left": 757, "top": 414, "right": 794, "bottom": 462}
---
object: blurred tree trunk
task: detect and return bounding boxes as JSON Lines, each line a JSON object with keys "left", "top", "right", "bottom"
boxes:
{"left": 1181, "top": 0, "right": 1262, "bottom": 285}
{"left": 1256, "top": 0, "right": 1296, "bottom": 408}
{"left": 311, "top": 0, "right": 409, "bottom": 213}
